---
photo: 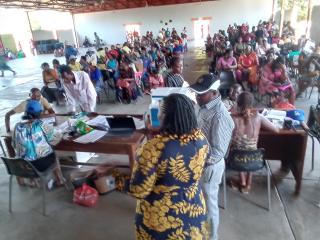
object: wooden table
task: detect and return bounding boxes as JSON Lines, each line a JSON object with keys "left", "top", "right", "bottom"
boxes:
{"left": 144, "top": 125, "right": 308, "bottom": 196}
{"left": 258, "top": 129, "right": 308, "bottom": 196}
{"left": 54, "top": 131, "right": 146, "bottom": 171}
{"left": 2, "top": 113, "right": 308, "bottom": 195}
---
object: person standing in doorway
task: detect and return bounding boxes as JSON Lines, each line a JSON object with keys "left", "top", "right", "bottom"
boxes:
{"left": 201, "top": 25, "right": 204, "bottom": 39}
{"left": 60, "top": 65, "right": 97, "bottom": 112}
{"left": 190, "top": 74, "right": 234, "bottom": 240}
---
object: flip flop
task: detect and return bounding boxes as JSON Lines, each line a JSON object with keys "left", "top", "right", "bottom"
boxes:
{"left": 240, "top": 185, "right": 251, "bottom": 194}
{"left": 228, "top": 179, "right": 239, "bottom": 191}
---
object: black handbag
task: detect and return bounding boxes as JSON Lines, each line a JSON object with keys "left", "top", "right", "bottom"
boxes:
{"left": 227, "top": 148, "right": 265, "bottom": 172}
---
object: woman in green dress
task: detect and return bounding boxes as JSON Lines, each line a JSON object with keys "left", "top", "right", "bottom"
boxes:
{"left": 130, "top": 93, "right": 210, "bottom": 239}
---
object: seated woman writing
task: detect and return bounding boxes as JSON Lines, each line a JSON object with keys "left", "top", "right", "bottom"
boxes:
{"left": 143, "top": 66, "right": 164, "bottom": 93}
{"left": 216, "top": 48, "right": 237, "bottom": 73}
{"left": 233, "top": 36, "right": 247, "bottom": 58}
{"left": 259, "top": 50, "right": 277, "bottom": 95}
{"left": 12, "top": 100, "right": 64, "bottom": 186}
{"left": 230, "top": 92, "right": 279, "bottom": 193}
{"left": 116, "top": 66, "right": 139, "bottom": 104}
{"left": 269, "top": 56, "right": 296, "bottom": 107}
{"left": 236, "top": 45, "right": 259, "bottom": 87}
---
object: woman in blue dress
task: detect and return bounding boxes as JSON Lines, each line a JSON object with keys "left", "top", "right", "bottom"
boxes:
{"left": 130, "top": 93, "right": 210, "bottom": 239}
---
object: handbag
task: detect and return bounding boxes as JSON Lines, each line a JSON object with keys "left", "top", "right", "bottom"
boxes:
{"left": 227, "top": 148, "right": 265, "bottom": 172}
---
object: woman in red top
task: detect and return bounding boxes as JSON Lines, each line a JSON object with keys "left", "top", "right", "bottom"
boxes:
{"left": 236, "top": 45, "right": 259, "bottom": 86}
{"left": 148, "top": 67, "right": 164, "bottom": 89}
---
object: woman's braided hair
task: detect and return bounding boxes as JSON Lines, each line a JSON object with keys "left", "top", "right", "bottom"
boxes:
{"left": 160, "top": 93, "right": 198, "bottom": 136}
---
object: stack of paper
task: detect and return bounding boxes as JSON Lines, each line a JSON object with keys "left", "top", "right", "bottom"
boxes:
{"left": 263, "top": 109, "right": 286, "bottom": 122}
{"left": 262, "top": 109, "right": 286, "bottom": 128}
{"left": 86, "top": 115, "right": 109, "bottom": 130}
{"left": 57, "top": 121, "right": 69, "bottom": 133}
{"left": 41, "top": 116, "right": 56, "bottom": 125}
{"left": 74, "top": 130, "right": 107, "bottom": 143}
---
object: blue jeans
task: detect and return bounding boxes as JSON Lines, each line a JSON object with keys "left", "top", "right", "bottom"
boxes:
{"left": 201, "top": 159, "right": 225, "bottom": 240}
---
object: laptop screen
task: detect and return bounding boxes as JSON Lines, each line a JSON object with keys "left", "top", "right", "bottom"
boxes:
{"left": 106, "top": 117, "right": 136, "bottom": 130}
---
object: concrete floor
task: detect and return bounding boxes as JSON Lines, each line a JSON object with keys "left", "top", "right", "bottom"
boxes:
{"left": 0, "top": 47, "right": 320, "bottom": 240}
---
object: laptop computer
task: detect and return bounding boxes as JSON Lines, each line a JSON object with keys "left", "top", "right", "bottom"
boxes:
{"left": 106, "top": 117, "right": 136, "bottom": 136}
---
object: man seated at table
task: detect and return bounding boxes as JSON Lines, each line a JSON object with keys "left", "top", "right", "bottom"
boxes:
{"left": 5, "top": 88, "right": 55, "bottom": 133}
{"left": 223, "top": 83, "right": 243, "bottom": 111}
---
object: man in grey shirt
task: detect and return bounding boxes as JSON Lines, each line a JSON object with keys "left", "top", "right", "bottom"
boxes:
{"left": 190, "top": 74, "right": 234, "bottom": 240}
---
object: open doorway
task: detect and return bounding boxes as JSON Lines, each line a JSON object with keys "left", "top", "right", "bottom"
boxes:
{"left": 193, "top": 18, "right": 210, "bottom": 46}
{"left": 124, "top": 24, "right": 141, "bottom": 43}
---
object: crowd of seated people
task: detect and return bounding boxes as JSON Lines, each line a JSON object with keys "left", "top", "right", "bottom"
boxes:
{"left": 33, "top": 27, "right": 189, "bottom": 108}
{"left": 4, "top": 20, "right": 316, "bottom": 240}
{"left": 206, "top": 19, "right": 320, "bottom": 108}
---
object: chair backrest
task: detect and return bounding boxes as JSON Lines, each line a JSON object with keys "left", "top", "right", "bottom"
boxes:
{"left": 226, "top": 148, "right": 265, "bottom": 172}
{"left": 219, "top": 71, "right": 236, "bottom": 89}
{"left": 1, "top": 157, "right": 39, "bottom": 179}
{"left": 219, "top": 71, "right": 236, "bottom": 98}
{"left": 307, "top": 105, "right": 320, "bottom": 140}
{"left": 2, "top": 136, "right": 16, "bottom": 158}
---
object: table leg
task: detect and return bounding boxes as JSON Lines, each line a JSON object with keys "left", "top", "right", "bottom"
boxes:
{"left": 128, "top": 146, "right": 136, "bottom": 172}
{"left": 290, "top": 157, "right": 304, "bottom": 196}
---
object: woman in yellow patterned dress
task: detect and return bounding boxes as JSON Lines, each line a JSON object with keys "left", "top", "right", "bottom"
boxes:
{"left": 130, "top": 93, "right": 210, "bottom": 239}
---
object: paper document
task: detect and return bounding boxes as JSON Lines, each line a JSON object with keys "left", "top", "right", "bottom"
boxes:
{"left": 262, "top": 109, "right": 286, "bottom": 129}
{"left": 86, "top": 115, "right": 110, "bottom": 130}
{"left": 74, "top": 130, "right": 107, "bottom": 143}
{"left": 132, "top": 117, "right": 145, "bottom": 130}
{"left": 262, "top": 109, "right": 286, "bottom": 121}
{"left": 41, "top": 116, "right": 56, "bottom": 125}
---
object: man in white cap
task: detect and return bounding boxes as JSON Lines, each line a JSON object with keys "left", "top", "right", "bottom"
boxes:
{"left": 189, "top": 74, "right": 234, "bottom": 240}
{"left": 68, "top": 55, "right": 81, "bottom": 71}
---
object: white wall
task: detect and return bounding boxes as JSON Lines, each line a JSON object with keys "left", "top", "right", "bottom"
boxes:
{"left": 56, "top": 29, "right": 75, "bottom": 45}
{"left": 0, "top": 8, "right": 33, "bottom": 55}
{"left": 33, "top": 30, "right": 55, "bottom": 41}
{"left": 310, "top": 5, "right": 320, "bottom": 43}
{"left": 74, "top": 0, "right": 273, "bottom": 45}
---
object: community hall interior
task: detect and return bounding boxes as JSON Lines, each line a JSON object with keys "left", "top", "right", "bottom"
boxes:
{"left": 0, "top": 0, "right": 320, "bottom": 239}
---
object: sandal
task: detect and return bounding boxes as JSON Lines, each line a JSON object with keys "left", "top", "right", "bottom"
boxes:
{"left": 228, "top": 179, "right": 239, "bottom": 191}
{"left": 240, "top": 185, "right": 251, "bottom": 194}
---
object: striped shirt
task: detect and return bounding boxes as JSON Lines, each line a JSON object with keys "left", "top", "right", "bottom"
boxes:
{"left": 197, "top": 95, "right": 235, "bottom": 164}
{"left": 164, "top": 71, "right": 184, "bottom": 87}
